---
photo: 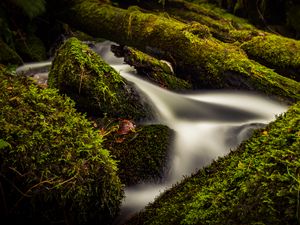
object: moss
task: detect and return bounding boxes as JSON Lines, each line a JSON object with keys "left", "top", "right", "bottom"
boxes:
{"left": 0, "top": 39, "right": 23, "bottom": 66}
{"left": 124, "top": 101, "right": 300, "bottom": 225}
{"left": 0, "top": 66, "right": 123, "bottom": 224}
{"left": 102, "top": 122, "right": 174, "bottom": 185}
{"left": 48, "top": 37, "right": 152, "bottom": 121}
{"left": 241, "top": 34, "right": 300, "bottom": 81}
{"left": 112, "top": 45, "right": 192, "bottom": 90}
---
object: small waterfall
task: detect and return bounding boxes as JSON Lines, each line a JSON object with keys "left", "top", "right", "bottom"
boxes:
{"left": 16, "top": 41, "right": 288, "bottom": 225}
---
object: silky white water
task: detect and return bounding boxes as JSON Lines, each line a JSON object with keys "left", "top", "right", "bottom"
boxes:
{"left": 16, "top": 41, "right": 288, "bottom": 224}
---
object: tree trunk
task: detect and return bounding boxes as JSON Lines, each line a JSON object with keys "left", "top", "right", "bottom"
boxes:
{"left": 57, "top": 0, "right": 300, "bottom": 104}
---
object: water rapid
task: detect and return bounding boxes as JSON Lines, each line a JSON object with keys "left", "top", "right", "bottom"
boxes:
{"left": 16, "top": 41, "right": 288, "bottom": 224}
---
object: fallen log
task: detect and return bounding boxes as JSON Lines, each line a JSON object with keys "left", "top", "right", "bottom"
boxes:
{"left": 56, "top": 0, "right": 300, "bottom": 104}
{"left": 160, "top": 0, "right": 300, "bottom": 81}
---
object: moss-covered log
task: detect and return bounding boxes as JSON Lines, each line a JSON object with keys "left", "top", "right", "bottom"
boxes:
{"left": 102, "top": 122, "right": 174, "bottom": 185}
{"left": 124, "top": 101, "right": 300, "bottom": 225}
{"left": 57, "top": 0, "right": 300, "bottom": 104}
{"left": 0, "top": 66, "right": 123, "bottom": 225}
{"left": 48, "top": 37, "right": 153, "bottom": 121}
{"left": 135, "top": 0, "right": 300, "bottom": 81}
{"left": 111, "top": 45, "right": 192, "bottom": 90}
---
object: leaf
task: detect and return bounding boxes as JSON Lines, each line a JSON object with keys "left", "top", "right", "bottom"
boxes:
{"left": 117, "top": 119, "right": 136, "bottom": 135}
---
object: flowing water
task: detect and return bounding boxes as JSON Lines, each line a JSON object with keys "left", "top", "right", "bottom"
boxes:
{"left": 16, "top": 41, "right": 288, "bottom": 224}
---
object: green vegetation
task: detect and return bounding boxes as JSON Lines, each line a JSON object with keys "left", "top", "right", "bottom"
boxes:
{"left": 103, "top": 122, "right": 174, "bottom": 185}
{"left": 0, "top": 66, "right": 123, "bottom": 224}
{"left": 48, "top": 37, "right": 152, "bottom": 121}
{"left": 124, "top": 101, "right": 300, "bottom": 225}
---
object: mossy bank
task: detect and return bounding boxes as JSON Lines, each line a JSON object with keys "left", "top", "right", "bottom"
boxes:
{"left": 0, "top": 66, "right": 123, "bottom": 225}
{"left": 124, "top": 101, "right": 300, "bottom": 225}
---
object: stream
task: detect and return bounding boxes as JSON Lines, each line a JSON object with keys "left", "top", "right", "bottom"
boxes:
{"left": 16, "top": 41, "right": 288, "bottom": 224}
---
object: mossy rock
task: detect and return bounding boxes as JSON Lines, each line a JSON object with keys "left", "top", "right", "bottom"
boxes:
{"left": 103, "top": 122, "right": 174, "bottom": 185}
{"left": 124, "top": 101, "right": 300, "bottom": 225}
{"left": 0, "top": 66, "right": 123, "bottom": 225}
{"left": 111, "top": 45, "right": 192, "bottom": 91}
{"left": 48, "top": 37, "right": 153, "bottom": 121}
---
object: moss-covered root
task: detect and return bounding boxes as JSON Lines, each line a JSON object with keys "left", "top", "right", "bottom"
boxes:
{"left": 111, "top": 45, "right": 192, "bottom": 90}
{"left": 0, "top": 67, "right": 124, "bottom": 224}
{"left": 61, "top": 1, "right": 300, "bottom": 104}
{"left": 0, "top": 39, "right": 23, "bottom": 66}
{"left": 103, "top": 122, "right": 174, "bottom": 185}
{"left": 124, "top": 101, "right": 300, "bottom": 225}
{"left": 48, "top": 37, "right": 153, "bottom": 121}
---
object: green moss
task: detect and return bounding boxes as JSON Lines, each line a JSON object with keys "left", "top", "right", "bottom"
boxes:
{"left": 0, "top": 67, "right": 123, "bottom": 224}
{"left": 125, "top": 101, "right": 300, "bottom": 225}
{"left": 48, "top": 37, "right": 152, "bottom": 121}
{"left": 103, "top": 123, "right": 174, "bottom": 185}
{"left": 241, "top": 34, "right": 300, "bottom": 81}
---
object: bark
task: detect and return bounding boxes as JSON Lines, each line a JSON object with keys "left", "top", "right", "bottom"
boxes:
{"left": 57, "top": 0, "right": 299, "bottom": 104}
